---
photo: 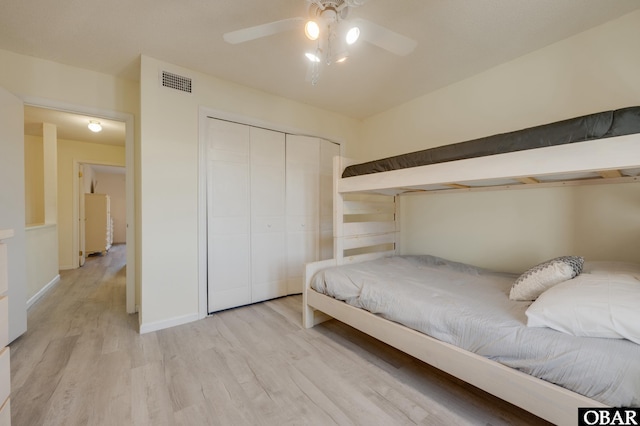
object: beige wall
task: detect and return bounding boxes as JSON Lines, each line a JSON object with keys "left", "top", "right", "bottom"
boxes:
{"left": 0, "top": 47, "right": 140, "bottom": 306}
{"left": 24, "top": 134, "right": 45, "bottom": 225}
{"left": 139, "top": 55, "right": 361, "bottom": 330}
{"left": 57, "top": 139, "right": 125, "bottom": 269}
{"left": 3, "top": 9, "right": 639, "bottom": 332}
{"left": 359, "top": 10, "right": 640, "bottom": 271}
{"left": 0, "top": 49, "right": 138, "bottom": 117}
{"left": 359, "top": 10, "right": 640, "bottom": 161}
{"left": 2, "top": 47, "right": 360, "bottom": 332}
{"left": 401, "top": 183, "right": 640, "bottom": 273}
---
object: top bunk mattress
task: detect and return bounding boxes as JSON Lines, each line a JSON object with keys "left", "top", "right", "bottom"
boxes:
{"left": 342, "top": 106, "right": 640, "bottom": 178}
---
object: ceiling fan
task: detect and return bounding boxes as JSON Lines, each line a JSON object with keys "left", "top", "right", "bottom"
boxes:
{"left": 223, "top": 0, "right": 417, "bottom": 84}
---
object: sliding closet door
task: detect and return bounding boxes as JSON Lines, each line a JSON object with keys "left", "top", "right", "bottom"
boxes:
{"left": 286, "top": 135, "right": 320, "bottom": 294}
{"left": 250, "top": 128, "right": 286, "bottom": 302}
{"left": 207, "top": 119, "right": 251, "bottom": 312}
{"left": 207, "top": 119, "right": 339, "bottom": 310}
{"left": 319, "top": 139, "right": 339, "bottom": 260}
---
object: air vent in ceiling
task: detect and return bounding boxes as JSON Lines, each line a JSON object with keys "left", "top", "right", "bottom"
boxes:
{"left": 161, "top": 71, "right": 192, "bottom": 93}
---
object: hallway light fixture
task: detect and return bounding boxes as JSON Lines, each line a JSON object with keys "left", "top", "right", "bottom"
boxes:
{"left": 88, "top": 121, "right": 102, "bottom": 133}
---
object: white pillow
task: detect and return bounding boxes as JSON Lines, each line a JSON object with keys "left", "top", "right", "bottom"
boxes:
{"left": 583, "top": 260, "right": 640, "bottom": 280}
{"left": 509, "top": 256, "right": 584, "bottom": 301}
{"left": 526, "top": 273, "right": 640, "bottom": 344}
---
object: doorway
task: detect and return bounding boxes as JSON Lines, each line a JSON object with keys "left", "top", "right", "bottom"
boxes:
{"left": 23, "top": 101, "right": 136, "bottom": 314}
{"left": 78, "top": 163, "right": 126, "bottom": 266}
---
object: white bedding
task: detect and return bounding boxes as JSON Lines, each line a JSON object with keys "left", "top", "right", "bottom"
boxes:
{"left": 310, "top": 255, "right": 640, "bottom": 407}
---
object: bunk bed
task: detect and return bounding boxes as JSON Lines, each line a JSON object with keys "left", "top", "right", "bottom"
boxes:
{"left": 303, "top": 106, "right": 640, "bottom": 426}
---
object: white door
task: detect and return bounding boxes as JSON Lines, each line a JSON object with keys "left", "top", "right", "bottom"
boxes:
{"left": 207, "top": 119, "right": 251, "bottom": 312}
{"left": 286, "top": 135, "right": 320, "bottom": 294}
{"left": 319, "top": 139, "right": 339, "bottom": 260}
{"left": 250, "top": 128, "right": 286, "bottom": 302}
{"left": 78, "top": 164, "right": 86, "bottom": 266}
{"left": 0, "top": 87, "right": 28, "bottom": 341}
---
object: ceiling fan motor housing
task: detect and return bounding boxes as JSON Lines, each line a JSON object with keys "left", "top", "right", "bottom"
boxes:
{"left": 308, "top": 0, "right": 351, "bottom": 22}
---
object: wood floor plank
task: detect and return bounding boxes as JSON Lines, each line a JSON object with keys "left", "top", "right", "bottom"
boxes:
{"left": 130, "top": 361, "right": 176, "bottom": 426}
{"left": 86, "top": 350, "right": 133, "bottom": 425}
{"left": 11, "top": 335, "right": 79, "bottom": 426}
{"left": 286, "top": 363, "right": 355, "bottom": 425}
{"left": 42, "top": 336, "right": 103, "bottom": 425}
{"left": 10, "top": 244, "right": 550, "bottom": 425}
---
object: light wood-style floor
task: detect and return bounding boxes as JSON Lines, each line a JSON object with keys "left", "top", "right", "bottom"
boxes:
{"left": 10, "top": 244, "right": 550, "bottom": 425}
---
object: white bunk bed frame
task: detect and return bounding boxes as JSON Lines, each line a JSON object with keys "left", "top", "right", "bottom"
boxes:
{"left": 303, "top": 133, "right": 640, "bottom": 426}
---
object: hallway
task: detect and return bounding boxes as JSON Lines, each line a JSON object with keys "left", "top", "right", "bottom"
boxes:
{"left": 10, "top": 244, "right": 134, "bottom": 425}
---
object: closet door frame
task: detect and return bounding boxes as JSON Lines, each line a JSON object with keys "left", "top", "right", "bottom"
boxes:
{"left": 197, "top": 107, "right": 343, "bottom": 318}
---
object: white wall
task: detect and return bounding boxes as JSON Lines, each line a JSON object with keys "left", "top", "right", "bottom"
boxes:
{"left": 25, "top": 224, "right": 59, "bottom": 306}
{"left": 139, "top": 55, "right": 361, "bottom": 331}
{"left": 0, "top": 87, "right": 28, "bottom": 341}
{"left": 359, "top": 10, "right": 640, "bottom": 271}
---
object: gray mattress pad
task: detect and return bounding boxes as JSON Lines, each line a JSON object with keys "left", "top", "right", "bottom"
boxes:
{"left": 342, "top": 106, "right": 640, "bottom": 178}
{"left": 310, "top": 255, "right": 640, "bottom": 407}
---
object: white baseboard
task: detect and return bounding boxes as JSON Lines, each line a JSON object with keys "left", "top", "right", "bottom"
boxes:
{"left": 139, "top": 312, "right": 199, "bottom": 334}
{"left": 27, "top": 274, "right": 61, "bottom": 309}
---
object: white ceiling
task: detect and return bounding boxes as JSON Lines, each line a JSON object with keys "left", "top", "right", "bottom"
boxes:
{"left": 24, "top": 106, "right": 126, "bottom": 147}
{"left": 3, "top": 0, "right": 640, "bottom": 120}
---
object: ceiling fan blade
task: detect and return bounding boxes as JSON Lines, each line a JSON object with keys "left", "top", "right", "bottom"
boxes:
{"left": 223, "top": 17, "right": 305, "bottom": 44}
{"left": 352, "top": 18, "right": 417, "bottom": 56}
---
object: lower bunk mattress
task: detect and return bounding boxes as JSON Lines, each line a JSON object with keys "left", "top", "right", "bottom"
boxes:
{"left": 310, "top": 255, "right": 640, "bottom": 407}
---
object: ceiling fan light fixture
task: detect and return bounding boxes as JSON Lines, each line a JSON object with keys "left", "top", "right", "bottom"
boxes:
{"left": 345, "top": 26, "right": 360, "bottom": 45}
{"left": 222, "top": 0, "right": 418, "bottom": 86}
{"left": 88, "top": 121, "right": 102, "bottom": 133}
{"left": 335, "top": 54, "right": 348, "bottom": 63}
{"left": 305, "top": 52, "right": 321, "bottom": 62}
{"left": 304, "top": 20, "right": 320, "bottom": 40}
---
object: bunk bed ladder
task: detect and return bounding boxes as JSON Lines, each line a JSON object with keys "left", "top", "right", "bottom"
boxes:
{"left": 333, "top": 156, "right": 398, "bottom": 265}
